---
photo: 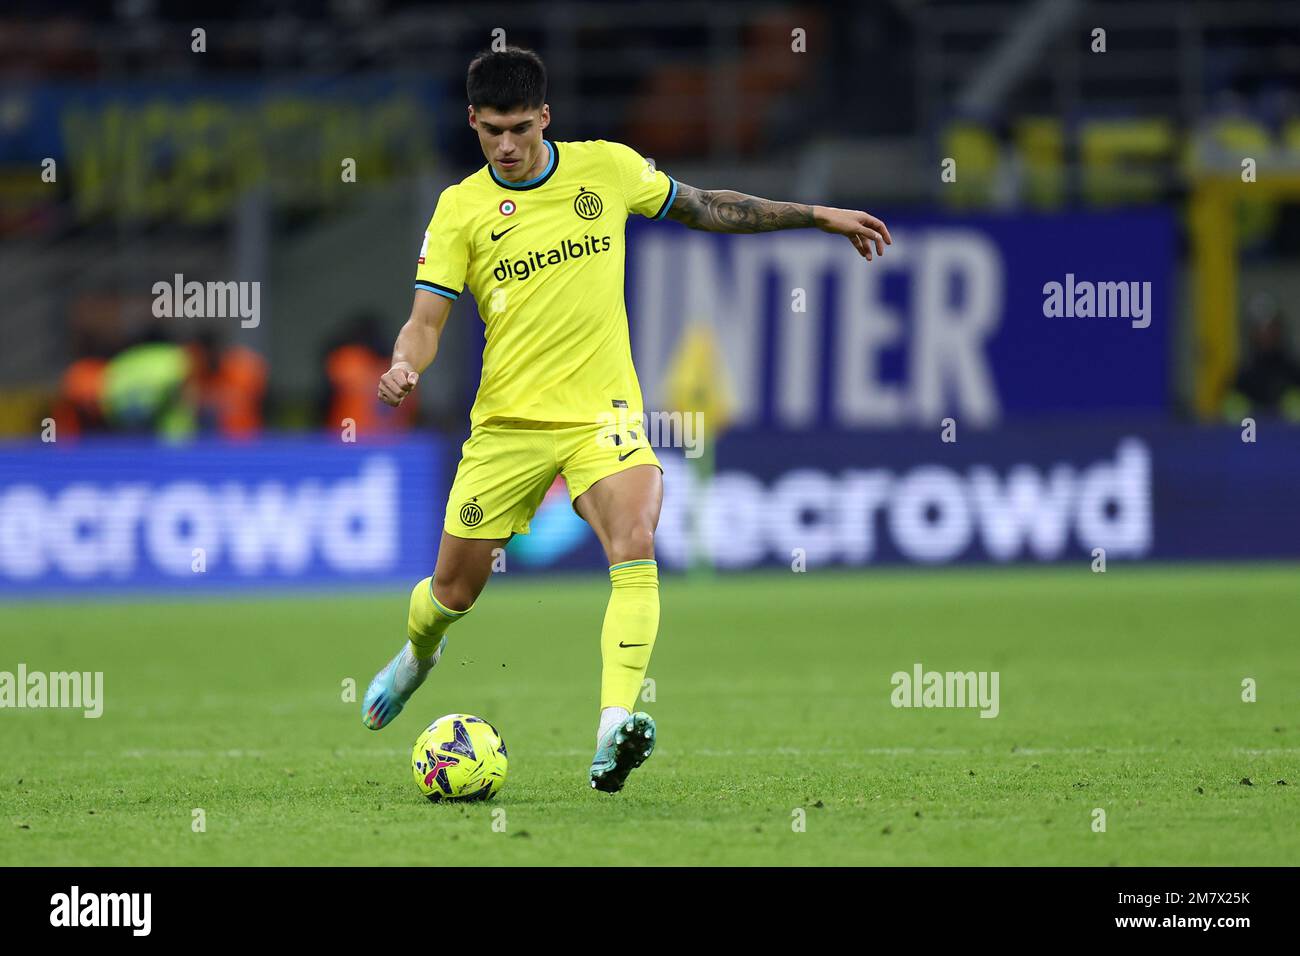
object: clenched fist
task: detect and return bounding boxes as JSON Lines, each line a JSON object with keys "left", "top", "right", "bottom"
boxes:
{"left": 378, "top": 362, "right": 419, "bottom": 407}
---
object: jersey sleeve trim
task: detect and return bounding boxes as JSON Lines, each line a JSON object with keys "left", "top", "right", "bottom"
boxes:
{"left": 652, "top": 176, "right": 678, "bottom": 220}
{"left": 415, "top": 280, "right": 459, "bottom": 300}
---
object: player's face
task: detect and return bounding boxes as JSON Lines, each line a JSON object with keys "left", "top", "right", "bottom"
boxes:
{"left": 468, "top": 105, "right": 551, "bottom": 182}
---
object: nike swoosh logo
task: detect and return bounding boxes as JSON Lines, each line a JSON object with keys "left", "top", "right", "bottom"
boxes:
{"left": 490, "top": 225, "right": 518, "bottom": 241}
{"left": 617, "top": 447, "right": 643, "bottom": 462}
{"left": 618, "top": 642, "right": 648, "bottom": 648}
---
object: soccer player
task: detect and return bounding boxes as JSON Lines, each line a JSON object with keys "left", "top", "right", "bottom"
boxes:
{"left": 363, "top": 47, "right": 890, "bottom": 793}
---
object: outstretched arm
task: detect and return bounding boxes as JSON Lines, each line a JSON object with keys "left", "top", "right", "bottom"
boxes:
{"left": 665, "top": 182, "right": 892, "bottom": 260}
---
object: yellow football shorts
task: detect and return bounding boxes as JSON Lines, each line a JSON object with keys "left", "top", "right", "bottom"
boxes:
{"left": 443, "top": 419, "right": 663, "bottom": 539}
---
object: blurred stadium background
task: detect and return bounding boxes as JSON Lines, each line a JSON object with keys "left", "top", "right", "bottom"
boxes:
{"left": 3, "top": 0, "right": 1300, "bottom": 594}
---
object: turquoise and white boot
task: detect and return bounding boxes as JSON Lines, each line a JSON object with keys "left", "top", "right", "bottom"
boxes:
{"left": 361, "top": 636, "right": 448, "bottom": 731}
{"left": 589, "top": 711, "right": 656, "bottom": 793}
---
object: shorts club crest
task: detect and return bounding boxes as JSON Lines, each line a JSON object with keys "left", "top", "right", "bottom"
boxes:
{"left": 458, "top": 500, "right": 484, "bottom": 528}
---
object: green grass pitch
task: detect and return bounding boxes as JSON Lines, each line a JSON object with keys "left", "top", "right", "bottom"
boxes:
{"left": 2, "top": 565, "right": 1296, "bottom": 866}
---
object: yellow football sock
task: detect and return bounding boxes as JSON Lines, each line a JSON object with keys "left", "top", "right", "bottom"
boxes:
{"left": 407, "top": 576, "right": 472, "bottom": 659}
{"left": 600, "top": 560, "right": 660, "bottom": 711}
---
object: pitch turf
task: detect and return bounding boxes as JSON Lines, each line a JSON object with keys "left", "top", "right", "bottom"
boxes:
{"left": 2, "top": 565, "right": 1296, "bottom": 866}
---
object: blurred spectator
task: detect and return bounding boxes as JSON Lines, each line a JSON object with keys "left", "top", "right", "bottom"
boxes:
{"left": 320, "top": 313, "right": 416, "bottom": 435}
{"left": 53, "top": 320, "right": 267, "bottom": 440}
{"left": 49, "top": 355, "right": 107, "bottom": 439}
{"left": 187, "top": 329, "right": 267, "bottom": 438}
{"left": 1224, "top": 294, "right": 1300, "bottom": 421}
{"left": 101, "top": 325, "right": 195, "bottom": 439}
{"left": 49, "top": 295, "right": 137, "bottom": 439}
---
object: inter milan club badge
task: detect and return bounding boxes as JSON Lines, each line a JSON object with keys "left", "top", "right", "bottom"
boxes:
{"left": 573, "top": 187, "right": 602, "bottom": 220}
{"left": 459, "top": 499, "right": 484, "bottom": 527}
{"left": 499, "top": 199, "right": 516, "bottom": 216}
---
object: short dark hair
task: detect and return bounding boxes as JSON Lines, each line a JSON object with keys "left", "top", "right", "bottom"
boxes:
{"left": 466, "top": 47, "right": 547, "bottom": 112}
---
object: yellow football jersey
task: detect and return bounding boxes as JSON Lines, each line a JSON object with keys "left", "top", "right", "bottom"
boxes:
{"left": 414, "top": 139, "right": 676, "bottom": 427}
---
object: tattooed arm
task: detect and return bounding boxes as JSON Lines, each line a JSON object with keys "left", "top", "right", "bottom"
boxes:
{"left": 665, "top": 182, "right": 892, "bottom": 260}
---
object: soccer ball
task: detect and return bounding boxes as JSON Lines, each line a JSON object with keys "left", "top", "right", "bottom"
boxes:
{"left": 412, "top": 713, "right": 508, "bottom": 802}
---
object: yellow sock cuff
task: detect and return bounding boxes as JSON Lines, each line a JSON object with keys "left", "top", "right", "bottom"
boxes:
{"left": 609, "top": 560, "right": 658, "bottom": 587}
{"left": 408, "top": 577, "right": 472, "bottom": 652}
{"left": 430, "top": 588, "right": 473, "bottom": 620}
